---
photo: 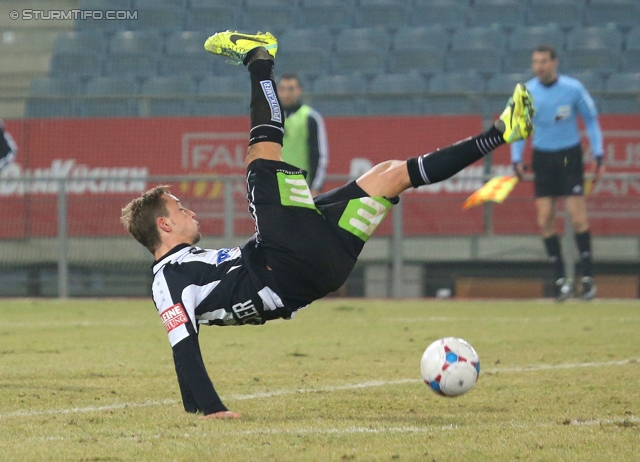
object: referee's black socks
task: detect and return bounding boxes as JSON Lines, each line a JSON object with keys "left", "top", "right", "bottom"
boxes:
{"left": 575, "top": 230, "right": 593, "bottom": 278}
{"left": 245, "top": 48, "right": 284, "bottom": 146}
{"left": 407, "top": 125, "right": 505, "bottom": 188}
{"left": 544, "top": 234, "right": 566, "bottom": 282}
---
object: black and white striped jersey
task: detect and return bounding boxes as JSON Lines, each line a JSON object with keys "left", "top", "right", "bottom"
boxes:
{"left": 0, "top": 121, "right": 17, "bottom": 172}
{"left": 151, "top": 242, "right": 286, "bottom": 414}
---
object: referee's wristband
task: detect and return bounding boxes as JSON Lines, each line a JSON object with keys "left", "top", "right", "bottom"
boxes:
{"left": 596, "top": 157, "right": 603, "bottom": 167}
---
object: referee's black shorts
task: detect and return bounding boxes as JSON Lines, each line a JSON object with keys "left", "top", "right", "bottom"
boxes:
{"left": 532, "top": 144, "right": 585, "bottom": 198}
{"left": 245, "top": 158, "right": 393, "bottom": 310}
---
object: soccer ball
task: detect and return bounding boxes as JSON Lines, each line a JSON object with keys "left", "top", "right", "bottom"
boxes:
{"left": 420, "top": 337, "right": 480, "bottom": 397}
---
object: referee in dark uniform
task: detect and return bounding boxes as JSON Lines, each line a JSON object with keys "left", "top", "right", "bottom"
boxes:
{"left": 511, "top": 45, "right": 604, "bottom": 301}
{"left": 121, "top": 31, "right": 534, "bottom": 418}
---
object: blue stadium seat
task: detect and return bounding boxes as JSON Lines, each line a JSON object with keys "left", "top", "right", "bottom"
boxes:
{"left": 425, "top": 71, "right": 485, "bottom": 114}
{"left": 355, "top": 0, "right": 408, "bottom": 30}
{"left": 566, "top": 71, "right": 605, "bottom": 92}
{"left": 467, "top": 0, "right": 525, "bottom": 29}
{"left": 26, "top": 77, "right": 80, "bottom": 118}
{"left": 446, "top": 27, "right": 505, "bottom": 74}
{"left": 274, "top": 28, "right": 333, "bottom": 77}
{"left": 525, "top": 0, "right": 584, "bottom": 29}
{"left": 621, "top": 27, "right": 640, "bottom": 72}
{"left": 105, "top": 31, "right": 161, "bottom": 78}
{"left": 366, "top": 73, "right": 426, "bottom": 115}
{"left": 600, "top": 73, "right": 640, "bottom": 114}
{"left": 50, "top": 31, "right": 106, "bottom": 78}
{"left": 193, "top": 76, "right": 250, "bottom": 116}
{"left": 75, "top": 0, "right": 131, "bottom": 31}
{"left": 297, "top": 0, "right": 355, "bottom": 29}
{"left": 564, "top": 26, "right": 623, "bottom": 73}
{"left": 388, "top": 26, "right": 448, "bottom": 74}
{"left": 242, "top": 0, "right": 297, "bottom": 36}
{"left": 332, "top": 28, "right": 391, "bottom": 74}
{"left": 130, "top": 2, "right": 185, "bottom": 32}
{"left": 141, "top": 76, "right": 195, "bottom": 116}
{"left": 482, "top": 72, "right": 531, "bottom": 116}
{"left": 79, "top": 77, "right": 139, "bottom": 117}
{"left": 311, "top": 73, "right": 367, "bottom": 115}
{"left": 160, "top": 31, "right": 213, "bottom": 79}
{"left": 185, "top": 0, "right": 242, "bottom": 31}
{"left": 409, "top": 0, "right": 467, "bottom": 30}
{"left": 505, "top": 25, "right": 564, "bottom": 73}
{"left": 584, "top": 0, "right": 639, "bottom": 29}
{"left": 54, "top": 30, "right": 107, "bottom": 54}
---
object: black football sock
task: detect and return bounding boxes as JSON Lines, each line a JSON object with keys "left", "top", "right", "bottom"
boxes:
{"left": 246, "top": 49, "right": 284, "bottom": 146}
{"left": 406, "top": 125, "right": 504, "bottom": 187}
{"left": 575, "top": 230, "right": 593, "bottom": 278}
{"left": 543, "top": 234, "right": 566, "bottom": 281}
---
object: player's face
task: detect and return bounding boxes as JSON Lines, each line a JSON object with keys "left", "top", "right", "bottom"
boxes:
{"left": 531, "top": 51, "right": 558, "bottom": 84}
{"left": 163, "top": 194, "right": 201, "bottom": 245}
{"left": 278, "top": 78, "right": 302, "bottom": 107}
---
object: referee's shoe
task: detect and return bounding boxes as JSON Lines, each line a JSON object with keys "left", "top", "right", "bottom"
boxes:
{"left": 499, "top": 83, "right": 535, "bottom": 143}
{"left": 204, "top": 31, "right": 278, "bottom": 65}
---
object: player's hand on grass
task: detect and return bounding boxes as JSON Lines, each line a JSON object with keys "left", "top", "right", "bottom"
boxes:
{"left": 200, "top": 410, "right": 241, "bottom": 420}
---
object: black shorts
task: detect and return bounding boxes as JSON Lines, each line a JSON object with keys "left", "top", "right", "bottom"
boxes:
{"left": 532, "top": 144, "right": 585, "bottom": 198}
{"left": 243, "top": 158, "right": 393, "bottom": 311}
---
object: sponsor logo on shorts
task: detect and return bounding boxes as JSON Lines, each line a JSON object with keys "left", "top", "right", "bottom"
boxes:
{"left": 260, "top": 80, "right": 282, "bottom": 123}
{"left": 160, "top": 303, "right": 188, "bottom": 333}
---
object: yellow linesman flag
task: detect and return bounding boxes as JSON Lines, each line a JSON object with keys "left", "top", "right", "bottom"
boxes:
{"left": 462, "top": 176, "right": 519, "bottom": 210}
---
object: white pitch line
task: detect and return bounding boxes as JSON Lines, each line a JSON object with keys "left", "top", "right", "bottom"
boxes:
{"left": 1, "top": 358, "right": 638, "bottom": 420}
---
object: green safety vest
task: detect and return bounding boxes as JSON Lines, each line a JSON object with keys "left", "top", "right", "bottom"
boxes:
{"left": 281, "top": 104, "right": 312, "bottom": 175}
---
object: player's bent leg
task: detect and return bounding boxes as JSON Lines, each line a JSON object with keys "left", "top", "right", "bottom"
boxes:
{"left": 356, "top": 160, "right": 412, "bottom": 198}
{"left": 247, "top": 141, "right": 282, "bottom": 166}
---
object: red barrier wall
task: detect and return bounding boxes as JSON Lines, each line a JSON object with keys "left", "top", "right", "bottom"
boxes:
{"left": 1, "top": 115, "right": 639, "bottom": 238}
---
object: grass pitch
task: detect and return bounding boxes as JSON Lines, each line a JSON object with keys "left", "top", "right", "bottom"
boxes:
{"left": 0, "top": 298, "right": 639, "bottom": 461}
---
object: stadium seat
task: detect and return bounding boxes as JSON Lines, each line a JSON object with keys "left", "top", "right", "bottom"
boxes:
{"left": 355, "top": 0, "right": 408, "bottom": 30}
{"left": 446, "top": 27, "right": 505, "bottom": 74}
{"left": 482, "top": 72, "right": 531, "bottom": 116}
{"left": 185, "top": 0, "right": 242, "bottom": 32}
{"left": 79, "top": 77, "right": 139, "bottom": 117}
{"left": 273, "top": 28, "right": 333, "bottom": 78}
{"left": 564, "top": 26, "right": 623, "bottom": 73}
{"left": 565, "top": 71, "right": 604, "bottom": 92}
{"left": 332, "top": 28, "right": 391, "bottom": 75}
{"left": 242, "top": 0, "right": 297, "bottom": 36}
{"left": 130, "top": 2, "right": 185, "bottom": 32}
{"left": 297, "top": 0, "right": 356, "bottom": 29}
{"left": 26, "top": 77, "right": 80, "bottom": 118}
{"left": 105, "top": 31, "right": 161, "bottom": 78}
{"left": 425, "top": 71, "right": 484, "bottom": 114}
{"left": 366, "top": 73, "right": 426, "bottom": 115}
{"left": 75, "top": 0, "right": 132, "bottom": 31}
{"left": 409, "top": 0, "right": 467, "bottom": 30}
{"left": 621, "top": 26, "right": 640, "bottom": 72}
{"left": 193, "top": 76, "right": 250, "bottom": 116}
{"left": 505, "top": 25, "right": 564, "bottom": 73}
{"left": 584, "top": 0, "right": 640, "bottom": 29}
{"left": 599, "top": 73, "right": 640, "bottom": 114}
{"left": 310, "top": 73, "right": 367, "bottom": 115}
{"left": 50, "top": 31, "right": 106, "bottom": 78}
{"left": 159, "top": 31, "right": 213, "bottom": 79}
{"left": 467, "top": 0, "right": 526, "bottom": 30}
{"left": 53, "top": 31, "right": 107, "bottom": 55}
{"left": 388, "top": 26, "right": 448, "bottom": 75}
{"left": 141, "top": 76, "right": 196, "bottom": 116}
{"left": 525, "top": 0, "right": 585, "bottom": 29}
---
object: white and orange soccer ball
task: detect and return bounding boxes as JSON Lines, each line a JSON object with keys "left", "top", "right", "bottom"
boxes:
{"left": 420, "top": 337, "right": 480, "bottom": 397}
